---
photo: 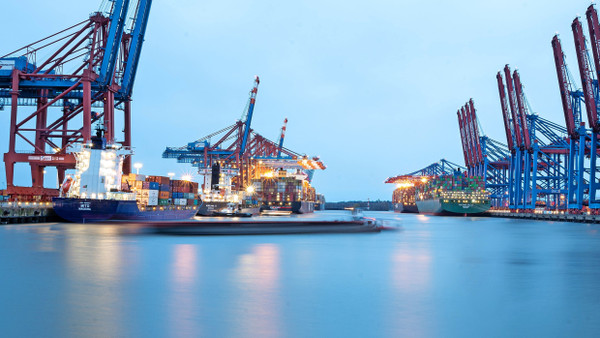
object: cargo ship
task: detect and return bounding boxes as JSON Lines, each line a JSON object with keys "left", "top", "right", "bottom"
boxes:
{"left": 247, "top": 169, "right": 316, "bottom": 214}
{"left": 197, "top": 162, "right": 260, "bottom": 216}
{"left": 415, "top": 173, "right": 490, "bottom": 215}
{"left": 386, "top": 176, "right": 424, "bottom": 213}
{"left": 392, "top": 183, "right": 419, "bottom": 213}
{"left": 52, "top": 129, "right": 199, "bottom": 223}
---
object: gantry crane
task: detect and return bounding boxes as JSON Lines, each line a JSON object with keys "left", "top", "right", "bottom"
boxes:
{"left": 497, "top": 66, "right": 569, "bottom": 210}
{"left": 456, "top": 99, "right": 510, "bottom": 207}
{"left": 163, "top": 77, "right": 325, "bottom": 195}
{"left": 552, "top": 35, "right": 587, "bottom": 209}
{"left": 0, "top": 0, "right": 152, "bottom": 200}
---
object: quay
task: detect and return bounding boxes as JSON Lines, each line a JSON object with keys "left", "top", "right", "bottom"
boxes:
{"left": 489, "top": 210, "right": 600, "bottom": 224}
{"left": 0, "top": 202, "right": 55, "bottom": 225}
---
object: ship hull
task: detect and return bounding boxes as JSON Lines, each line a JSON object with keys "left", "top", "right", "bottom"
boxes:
{"left": 52, "top": 197, "right": 198, "bottom": 223}
{"left": 197, "top": 201, "right": 230, "bottom": 216}
{"left": 393, "top": 203, "right": 418, "bottom": 213}
{"left": 241, "top": 207, "right": 261, "bottom": 215}
{"left": 262, "top": 201, "right": 315, "bottom": 214}
{"left": 416, "top": 198, "right": 491, "bottom": 215}
{"left": 198, "top": 201, "right": 261, "bottom": 216}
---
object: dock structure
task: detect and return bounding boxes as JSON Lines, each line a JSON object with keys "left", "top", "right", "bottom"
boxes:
{"left": 489, "top": 210, "right": 600, "bottom": 224}
{"left": 388, "top": 4, "right": 600, "bottom": 217}
{"left": 0, "top": 0, "right": 152, "bottom": 201}
{"left": 0, "top": 202, "right": 55, "bottom": 224}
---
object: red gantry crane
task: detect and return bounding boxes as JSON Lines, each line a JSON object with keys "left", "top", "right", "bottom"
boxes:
{"left": 0, "top": 0, "right": 152, "bottom": 201}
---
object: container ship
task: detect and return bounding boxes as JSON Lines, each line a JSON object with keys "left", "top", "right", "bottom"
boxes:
{"left": 196, "top": 162, "right": 259, "bottom": 216}
{"left": 246, "top": 169, "right": 316, "bottom": 214}
{"left": 415, "top": 173, "right": 490, "bottom": 215}
{"left": 53, "top": 130, "right": 199, "bottom": 223}
{"left": 386, "top": 176, "right": 425, "bottom": 213}
{"left": 392, "top": 182, "right": 419, "bottom": 213}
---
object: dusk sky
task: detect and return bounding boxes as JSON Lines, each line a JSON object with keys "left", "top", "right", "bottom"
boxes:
{"left": 0, "top": 0, "right": 595, "bottom": 201}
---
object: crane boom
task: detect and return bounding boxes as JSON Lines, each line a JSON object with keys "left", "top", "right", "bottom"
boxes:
{"left": 277, "top": 118, "right": 288, "bottom": 158}
{"left": 586, "top": 4, "right": 600, "bottom": 94}
{"left": 240, "top": 76, "right": 260, "bottom": 156}
{"left": 461, "top": 106, "right": 475, "bottom": 168}
{"left": 512, "top": 70, "right": 532, "bottom": 150}
{"left": 119, "top": 0, "right": 152, "bottom": 98}
{"left": 98, "top": 0, "right": 131, "bottom": 87}
{"left": 468, "top": 99, "right": 483, "bottom": 164}
{"left": 552, "top": 35, "right": 579, "bottom": 139}
{"left": 572, "top": 17, "right": 599, "bottom": 131}
{"left": 497, "top": 72, "right": 515, "bottom": 151}
{"left": 457, "top": 110, "right": 470, "bottom": 167}
{"left": 504, "top": 65, "right": 523, "bottom": 149}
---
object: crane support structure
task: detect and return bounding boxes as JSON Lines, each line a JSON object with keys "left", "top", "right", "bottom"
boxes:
{"left": 456, "top": 99, "right": 510, "bottom": 207}
{"left": 494, "top": 65, "right": 570, "bottom": 210}
{"left": 163, "top": 78, "right": 325, "bottom": 191}
{"left": 449, "top": 4, "right": 600, "bottom": 213}
{"left": 583, "top": 6, "right": 600, "bottom": 208}
{"left": 513, "top": 70, "right": 532, "bottom": 208}
{"left": 503, "top": 66, "right": 527, "bottom": 207}
{"left": 385, "top": 159, "right": 466, "bottom": 182}
{"left": 0, "top": 0, "right": 152, "bottom": 200}
{"left": 552, "top": 35, "right": 586, "bottom": 210}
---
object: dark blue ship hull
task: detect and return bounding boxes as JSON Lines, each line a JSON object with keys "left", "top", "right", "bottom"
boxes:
{"left": 52, "top": 197, "right": 198, "bottom": 223}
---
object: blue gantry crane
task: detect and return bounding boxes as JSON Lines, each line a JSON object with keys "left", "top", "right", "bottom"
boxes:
{"left": 457, "top": 99, "right": 510, "bottom": 207}
{"left": 497, "top": 65, "right": 570, "bottom": 210}
{"left": 162, "top": 77, "right": 326, "bottom": 191}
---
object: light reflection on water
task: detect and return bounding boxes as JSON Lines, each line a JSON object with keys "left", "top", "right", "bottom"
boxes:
{"left": 64, "top": 224, "right": 130, "bottom": 337}
{"left": 1, "top": 211, "right": 600, "bottom": 337}
{"left": 169, "top": 244, "right": 200, "bottom": 336}
{"left": 232, "top": 244, "right": 282, "bottom": 337}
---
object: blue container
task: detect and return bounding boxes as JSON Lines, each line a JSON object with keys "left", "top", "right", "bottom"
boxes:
{"left": 149, "top": 182, "right": 159, "bottom": 190}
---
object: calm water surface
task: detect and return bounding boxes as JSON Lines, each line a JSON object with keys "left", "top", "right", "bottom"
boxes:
{"left": 1, "top": 211, "right": 599, "bottom": 337}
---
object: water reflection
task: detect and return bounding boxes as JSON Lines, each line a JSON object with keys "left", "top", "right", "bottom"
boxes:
{"left": 389, "top": 234, "right": 433, "bottom": 337}
{"left": 231, "top": 244, "right": 282, "bottom": 337}
{"left": 64, "top": 224, "right": 127, "bottom": 337}
{"left": 2, "top": 212, "right": 600, "bottom": 337}
{"left": 169, "top": 244, "right": 200, "bottom": 336}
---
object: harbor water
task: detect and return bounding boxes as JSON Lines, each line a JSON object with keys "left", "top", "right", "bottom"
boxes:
{"left": 1, "top": 211, "right": 599, "bottom": 337}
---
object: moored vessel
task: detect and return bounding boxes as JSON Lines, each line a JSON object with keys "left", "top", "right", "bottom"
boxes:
{"left": 415, "top": 173, "right": 490, "bottom": 215}
{"left": 388, "top": 177, "right": 422, "bottom": 213}
{"left": 246, "top": 169, "right": 317, "bottom": 214}
{"left": 393, "top": 202, "right": 419, "bottom": 213}
{"left": 52, "top": 129, "right": 199, "bottom": 223}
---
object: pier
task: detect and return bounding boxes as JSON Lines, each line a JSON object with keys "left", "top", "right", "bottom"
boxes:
{"left": 0, "top": 202, "right": 55, "bottom": 224}
{"left": 489, "top": 210, "right": 600, "bottom": 224}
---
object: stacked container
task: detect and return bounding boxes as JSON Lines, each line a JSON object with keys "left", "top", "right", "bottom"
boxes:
{"left": 250, "top": 176, "right": 317, "bottom": 206}
{"left": 120, "top": 174, "right": 199, "bottom": 208}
